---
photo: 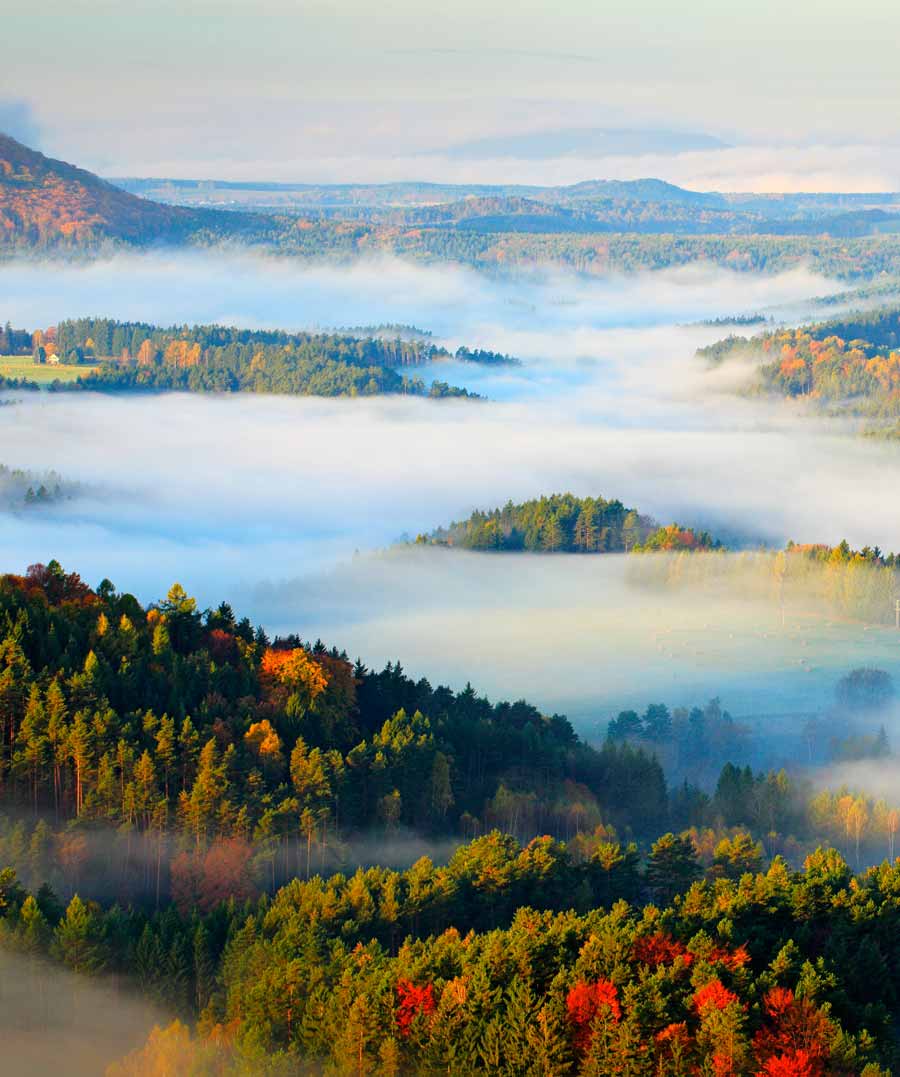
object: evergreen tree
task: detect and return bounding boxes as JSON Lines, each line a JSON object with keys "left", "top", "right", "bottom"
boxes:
{"left": 645, "top": 833, "right": 701, "bottom": 904}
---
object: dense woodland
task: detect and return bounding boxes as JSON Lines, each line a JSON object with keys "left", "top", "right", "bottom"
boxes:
{"left": 274, "top": 227, "right": 900, "bottom": 281}
{"left": 0, "top": 561, "right": 673, "bottom": 890}
{"left": 4, "top": 318, "right": 494, "bottom": 399}
{"left": 415, "top": 495, "right": 719, "bottom": 554}
{"left": 1, "top": 560, "right": 900, "bottom": 1071}
{"left": 364, "top": 193, "right": 900, "bottom": 241}
{"left": 46, "top": 317, "right": 515, "bottom": 371}
{"left": 0, "top": 320, "right": 32, "bottom": 354}
{"left": 607, "top": 681, "right": 895, "bottom": 789}
{"left": 697, "top": 306, "right": 900, "bottom": 420}
{"left": 2, "top": 833, "right": 900, "bottom": 1075}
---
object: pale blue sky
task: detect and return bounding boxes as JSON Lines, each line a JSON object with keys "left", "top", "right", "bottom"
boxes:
{"left": 4, "top": 1, "right": 900, "bottom": 187}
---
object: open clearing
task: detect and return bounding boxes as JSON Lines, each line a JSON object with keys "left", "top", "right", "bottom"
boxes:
{"left": 0, "top": 354, "right": 98, "bottom": 385}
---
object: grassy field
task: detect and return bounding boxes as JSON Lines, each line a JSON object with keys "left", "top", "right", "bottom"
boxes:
{"left": 0, "top": 354, "right": 98, "bottom": 385}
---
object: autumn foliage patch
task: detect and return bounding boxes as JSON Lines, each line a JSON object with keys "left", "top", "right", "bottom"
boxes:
{"left": 692, "top": 978, "right": 740, "bottom": 1014}
{"left": 566, "top": 978, "right": 621, "bottom": 1054}
{"left": 632, "top": 930, "right": 694, "bottom": 967}
{"left": 395, "top": 980, "right": 436, "bottom": 1037}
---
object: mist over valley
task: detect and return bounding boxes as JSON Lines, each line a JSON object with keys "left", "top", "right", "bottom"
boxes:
{"left": 5, "top": 10, "right": 900, "bottom": 1071}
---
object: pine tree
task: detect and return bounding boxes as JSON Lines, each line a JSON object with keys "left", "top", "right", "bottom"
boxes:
{"left": 45, "top": 678, "right": 68, "bottom": 816}
{"left": 53, "top": 894, "right": 106, "bottom": 974}
{"left": 27, "top": 819, "right": 53, "bottom": 886}
{"left": 134, "top": 749, "right": 157, "bottom": 828}
{"left": 193, "top": 921, "right": 215, "bottom": 1014}
{"left": 67, "top": 710, "right": 93, "bottom": 816}
{"left": 542, "top": 513, "right": 564, "bottom": 552}
{"left": 15, "top": 683, "right": 48, "bottom": 811}
{"left": 16, "top": 893, "right": 50, "bottom": 956}
{"left": 645, "top": 833, "right": 701, "bottom": 905}
{"left": 574, "top": 504, "right": 597, "bottom": 552}
{"left": 185, "top": 739, "right": 224, "bottom": 845}
{"left": 155, "top": 714, "right": 177, "bottom": 799}
{"left": 330, "top": 991, "right": 379, "bottom": 1077}
{"left": 0, "top": 636, "right": 32, "bottom": 795}
{"left": 179, "top": 717, "right": 200, "bottom": 790}
{"left": 429, "top": 751, "right": 454, "bottom": 820}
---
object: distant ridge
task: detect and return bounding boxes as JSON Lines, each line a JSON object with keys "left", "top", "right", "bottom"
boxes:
{"left": 114, "top": 174, "right": 725, "bottom": 209}
{"left": 8, "top": 133, "right": 900, "bottom": 268}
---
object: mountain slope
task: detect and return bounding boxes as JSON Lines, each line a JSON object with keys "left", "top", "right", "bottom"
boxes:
{"left": 0, "top": 133, "right": 264, "bottom": 248}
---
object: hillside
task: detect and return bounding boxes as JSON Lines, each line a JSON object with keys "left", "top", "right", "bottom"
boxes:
{"left": 414, "top": 493, "right": 720, "bottom": 552}
{"left": 0, "top": 133, "right": 264, "bottom": 248}
{"left": 7, "top": 133, "right": 900, "bottom": 276}
{"left": 1, "top": 561, "right": 900, "bottom": 1074}
{"left": 696, "top": 304, "right": 900, "bottom": 425}
{"left": 116, "top": 171, "right": 900, "bottom": 237}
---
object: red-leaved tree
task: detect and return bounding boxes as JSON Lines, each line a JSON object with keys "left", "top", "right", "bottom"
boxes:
{"left": 753, "top": 987, "right": 833, "bottom": 1076}
{"left": 396, "top": 980, "right": 436, "bottom": 1037}
{"left": 757, "top": 1049, "right": 819, "bottom": 1077}
{"left": 566, "top": 979, "right": 622, "bottom": 1055}
{"left": 633, "top": 931, "right": 693, "bottom": 968}
{"left": 693, "top": 979, "right": 739, "bottom": 1014}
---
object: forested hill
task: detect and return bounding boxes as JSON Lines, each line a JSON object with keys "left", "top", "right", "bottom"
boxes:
{"left": 0, "top": 133, "right": 265, "bottom": 249}
{"left": 415, "top": 493, "right": 720, "bottom": 552}
{"left": 806, "top": 304, "right": 900, "bottom": 351}
{"left": 1, "top": 560, "right": 900, "bottom": 1073}
{"left": 0, "top": 559, "right": 669, "bottom": 878}
{"left": 696, "top": 304, "right": 900, "bottom": 424}
{"left": 7, "top": 134, "right": 900, "bottom": 280}
{"left": 11, "top": 317, "right": 491, "bottom": 398}
{"left": 698, "top": 304, "right": 900, "bottom": 366}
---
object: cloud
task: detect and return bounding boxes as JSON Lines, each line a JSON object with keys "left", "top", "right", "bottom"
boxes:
{"left": 9, "top": 2, "right": 900, "bottom": 184}
{"left": 811, "top": 756, "right": 900, "bottom": 803}
{"left": 434, "top": 126, "right": 729, "bottom": 160}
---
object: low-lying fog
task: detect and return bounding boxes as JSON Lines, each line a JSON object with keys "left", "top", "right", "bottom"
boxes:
{"left": 2, "top": 251, "right": 900, "bottom": 729}
{"left": 252, "top": 548, "right": 900, "bottom": 721}
{"left": 0, "top": 251, "right": 840, "bottom": 339}
{"left": 0, "top": 949, "right": 167, "bottom": 1077}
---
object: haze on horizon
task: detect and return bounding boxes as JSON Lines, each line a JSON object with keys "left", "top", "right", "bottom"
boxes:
{"left": 4, "top": 0, "right": 900, "bottom": 191}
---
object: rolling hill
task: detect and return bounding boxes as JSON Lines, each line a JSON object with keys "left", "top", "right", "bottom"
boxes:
{"left": 7, "top": 133, "right": 900, "bottom": 279}
{"left": 0, "top": 133, "right": 265, "bottom": 248}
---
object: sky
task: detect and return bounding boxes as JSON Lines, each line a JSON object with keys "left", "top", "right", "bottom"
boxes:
{"left": 4, "top": 0, "right": 900, "bottom": 189}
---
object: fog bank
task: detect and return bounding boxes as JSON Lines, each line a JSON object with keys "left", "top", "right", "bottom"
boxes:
{"left": 0, "top": 255, "right": 898, "bottom": 730}
{"left": 246, "top": 547, "right": 900, "bottom": 723}
{"left": 0, "top": 251, "right": 842, "bottom": 343}
{"left": 0, "top": 950, "right": 165, "bottom": 1077}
